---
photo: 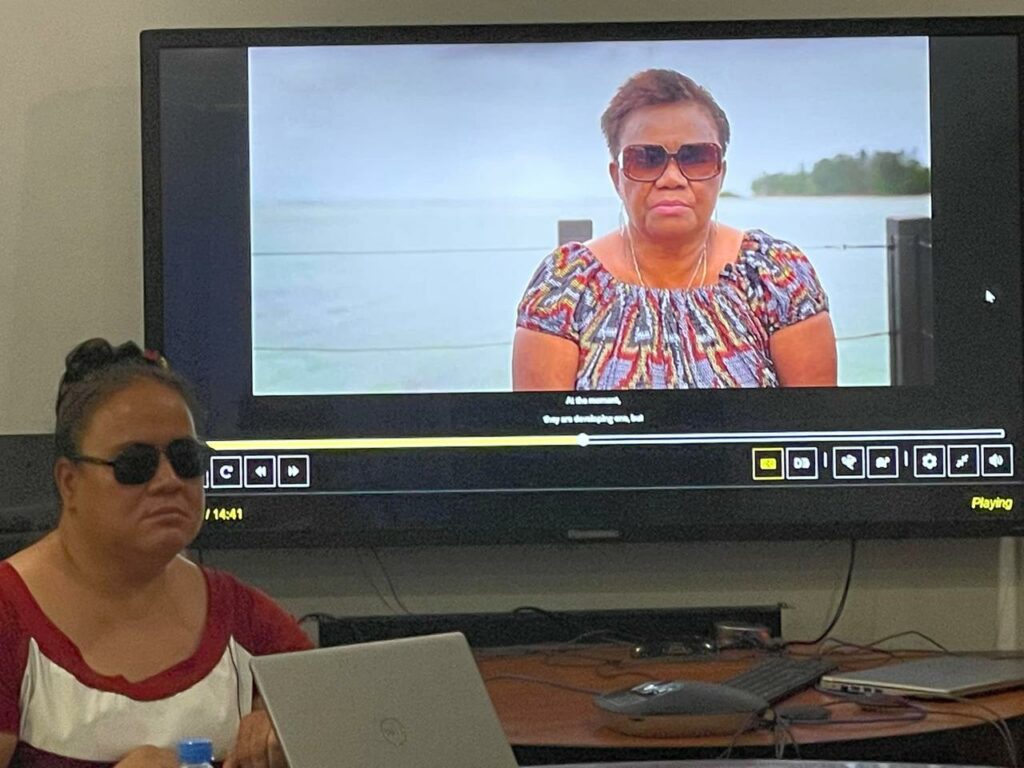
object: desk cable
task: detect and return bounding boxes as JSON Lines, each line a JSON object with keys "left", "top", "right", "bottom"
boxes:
{"left": 771, "top": 716, "right": 801, "bottom": 759}
{"left": 715, "top": 715, "right": 802, "bottom": 760}
{"left": 924, "top": 692, "right": 1019, "bottom": 768}
{"left": 801, "top": 688, "right": 1018, "bottom": 768}
{"left": 786, "top": 538, "right": 856, "bottom": 648}
{"left": 364, "top": 547, "right": 413, "bottom": 614}
{"left": 482, "top": 674, "right": 604, "bottom": 696}
{"left": 813, "top": 629, "right": 951, "bottom": 659}
{"left": 715, "top": 694, "right": 928, "bottom": 761}
{"left": 716, "top": 716, "right": 765, "bottom": 759}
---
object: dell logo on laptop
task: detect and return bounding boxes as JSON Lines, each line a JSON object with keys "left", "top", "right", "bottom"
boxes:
{"left": 380, "top": 717, "right": 407, "bottom": 746}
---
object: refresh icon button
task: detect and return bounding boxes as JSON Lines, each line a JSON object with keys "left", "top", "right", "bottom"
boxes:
{"left": 210, "top": 456, "right": 243, "bottom": 489}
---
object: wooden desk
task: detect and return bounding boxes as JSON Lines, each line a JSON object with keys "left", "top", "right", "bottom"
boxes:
{"left": 477, "top": 647, "right": 1024, "bottom": 765}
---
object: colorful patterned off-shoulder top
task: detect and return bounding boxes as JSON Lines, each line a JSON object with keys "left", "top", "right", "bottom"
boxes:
{"left": 516, "top": 229, "right": 829, "bottom": 389}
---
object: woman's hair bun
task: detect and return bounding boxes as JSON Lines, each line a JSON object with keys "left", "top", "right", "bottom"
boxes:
{"left": 62, "top": 338, "right": 147, "bottom": 385}
{"left": 54, "top": 338, "right": 195, "bottom": 457}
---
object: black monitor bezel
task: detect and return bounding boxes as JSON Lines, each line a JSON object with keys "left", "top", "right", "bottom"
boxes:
{"left": 140, "top": 16, "right": 1024, "bottom": 548}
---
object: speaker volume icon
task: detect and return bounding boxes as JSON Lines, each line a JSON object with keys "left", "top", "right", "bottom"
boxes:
{"left": 981, "top": 445, "right": 1014, "bottom": 477}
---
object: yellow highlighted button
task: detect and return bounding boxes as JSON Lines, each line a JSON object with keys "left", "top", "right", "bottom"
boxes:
{"left": 752, "top": 448, "right": 785, "bottom": 481}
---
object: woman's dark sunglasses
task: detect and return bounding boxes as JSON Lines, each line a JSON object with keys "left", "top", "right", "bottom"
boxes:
{"left": 619, "top": 142, "right": 723, "bottom": 182}
{"left": 70, "top": 438, "right": 210, "bottom": 485}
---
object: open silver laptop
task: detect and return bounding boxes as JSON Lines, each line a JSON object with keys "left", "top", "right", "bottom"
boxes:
{"left": 820, "top": 655, "right": 1024, "bottom": 698}
{"left": 250, "top": 632, "right": 519, "bottom": 768}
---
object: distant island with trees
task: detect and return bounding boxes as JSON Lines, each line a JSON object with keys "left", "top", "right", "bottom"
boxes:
{"left": 751, "top": 150, "right": 929, "bottom": 196}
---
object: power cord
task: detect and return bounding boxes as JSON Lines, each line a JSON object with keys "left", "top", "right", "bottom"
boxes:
{"left": 369, "top": 547, "right": 413, "bottom": 614}
{"left": 934, "top": 692, "right": 1018, "bottom": 768}
{"left": 772, "top": 715, "right": 801, "bottom": 759}
{"left": 353, "top": 547, "right": 412, "bottom": 614}
{"left": 716, "top": 716, "right": 763, "bottom": 758}
{"left": 482, "top": 674, "right": 603, "bottom": 696}
{"left": 787, "top": 538, "right": 856, "bottom": 647}
{"left": 817, "top": 629, "right": 950, "bottom": 658}
{"left": 510, "top": 606, "right": 582, "bottom": 636}
{"left": 809, "top": 688, "right": 1018, "bottom": 768}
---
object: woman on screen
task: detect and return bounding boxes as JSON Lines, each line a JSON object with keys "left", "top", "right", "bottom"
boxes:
{"left": 0, "top": 339, "right": 309, "bottom": 768}
{"left": 513, "top": 69, "right": 837, "bottom": 390}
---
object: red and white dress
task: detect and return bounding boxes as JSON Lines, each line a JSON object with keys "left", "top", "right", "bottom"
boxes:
{"left": 0, "top": 562, "right": 313, "bottom": 767}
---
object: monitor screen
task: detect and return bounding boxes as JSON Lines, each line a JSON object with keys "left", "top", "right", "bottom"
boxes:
{"left": 142, "top": 17, "right": 1023, "bottom": 547}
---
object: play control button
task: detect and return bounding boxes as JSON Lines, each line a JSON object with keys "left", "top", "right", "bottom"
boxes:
{"left": 210, "top": 456, "right": 242, "bottom": 489}
{"left": 244, "top": 456, "right": 276, "bottom": 488}
{"left": 278, "top": 455, "right": 310, "bottom": 488}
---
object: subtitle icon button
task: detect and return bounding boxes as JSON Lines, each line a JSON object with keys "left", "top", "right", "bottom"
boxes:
{"left": 752, "top": 448, "right": 784, "bottom": 481}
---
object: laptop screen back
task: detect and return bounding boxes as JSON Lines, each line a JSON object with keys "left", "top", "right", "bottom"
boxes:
{"left": 250, "top": 632, "right": 519, "bottom": 768}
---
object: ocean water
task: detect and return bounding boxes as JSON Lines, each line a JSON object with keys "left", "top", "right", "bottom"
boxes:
{"left": 250, "top": 195, "right": 931, "bottom": 394}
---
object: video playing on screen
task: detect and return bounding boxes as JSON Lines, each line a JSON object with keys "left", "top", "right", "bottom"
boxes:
{"left": 146, "top": 20, "right": 1022, "bottom": 545}
{"left": 247, "top": 37, "right": 931, "bottom": 395}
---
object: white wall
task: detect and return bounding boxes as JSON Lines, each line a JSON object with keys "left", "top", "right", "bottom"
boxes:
{"left": 2, "top": 0, "right": 1022, "bottom": 649}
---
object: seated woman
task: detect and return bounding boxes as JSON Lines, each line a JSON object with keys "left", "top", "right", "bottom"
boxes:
{"left": 0, "top": 339, "right": 312, "bottom": 768}
{"left": 514, "top": 68, "right": 837, "bottom": 390}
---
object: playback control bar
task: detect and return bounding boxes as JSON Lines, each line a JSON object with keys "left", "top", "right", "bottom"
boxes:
{"left": 204, "top": 454, "right": 310, "bottom": 490}
{"left": 201, "top": 427, "right": 1015, "bottom": 495}
{"left": 752, "top": 443, "right": 1015, "bottom": 482}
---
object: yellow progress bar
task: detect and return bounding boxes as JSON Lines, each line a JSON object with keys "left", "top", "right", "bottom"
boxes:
{"left": 206, "top": 435, "right": 580, "bottom": 451}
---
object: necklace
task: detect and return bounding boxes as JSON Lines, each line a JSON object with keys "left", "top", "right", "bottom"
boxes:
{"left": 627, "top": 224, "right": 713, "bottom": 291}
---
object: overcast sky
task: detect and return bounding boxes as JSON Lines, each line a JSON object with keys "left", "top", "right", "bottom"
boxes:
{"left": 249, "top": 36, "right": 929, "bottom": 202}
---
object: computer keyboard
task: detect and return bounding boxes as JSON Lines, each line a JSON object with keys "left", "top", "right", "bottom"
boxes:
{"left": 721, "top": 655, "right": 837, "bottom": 703}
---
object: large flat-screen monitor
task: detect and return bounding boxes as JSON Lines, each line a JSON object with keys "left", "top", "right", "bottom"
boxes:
{"left": 141, "top": 17, "right": 1023, "bottom": 547}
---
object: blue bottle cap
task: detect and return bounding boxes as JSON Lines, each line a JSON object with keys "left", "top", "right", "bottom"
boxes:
{"left": 178, "top": 738, "right": 213, "bottom": 764}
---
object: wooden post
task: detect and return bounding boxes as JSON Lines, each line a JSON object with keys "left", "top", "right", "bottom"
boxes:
{"left": 886, "top": 217, "right": 933, "bottom": 386}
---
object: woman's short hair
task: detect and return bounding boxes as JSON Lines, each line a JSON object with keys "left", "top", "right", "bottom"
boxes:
{"left": 54, "top": 338, "right": 202, "bottom": 461}
{"left": 601, "top": 69, "right": 731, "bottom": 159}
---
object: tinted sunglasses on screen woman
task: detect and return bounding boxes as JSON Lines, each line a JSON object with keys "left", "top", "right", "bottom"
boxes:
{"left": 618, "top": 142, "right": 723, "bottom": 182}
{"left": 69, "top": 438, "right": 210, "bottom": 485}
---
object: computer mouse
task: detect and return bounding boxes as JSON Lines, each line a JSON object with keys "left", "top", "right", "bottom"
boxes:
{"left": 594, "top": 679, "right": 769, "bottom": 737}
